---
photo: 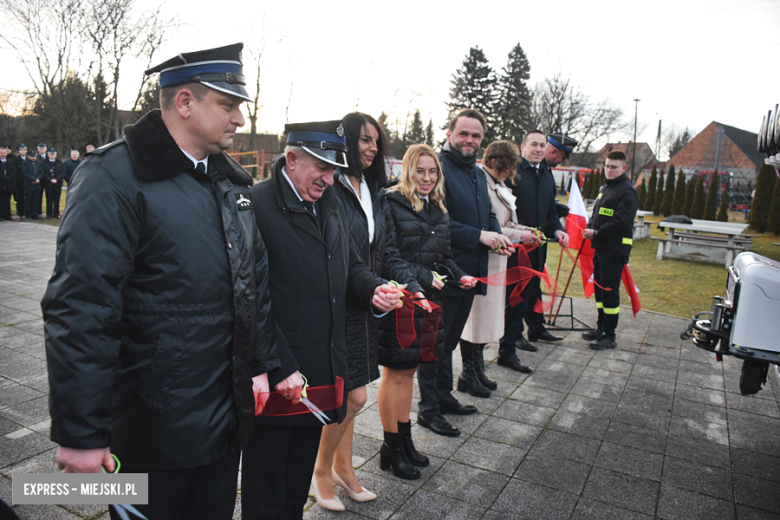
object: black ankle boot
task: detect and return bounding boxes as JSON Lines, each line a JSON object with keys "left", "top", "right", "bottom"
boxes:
{"left": 398, "top": 421, "right": 429, "bottom": 467}
{"left": 473, "top": 344, "right": 497, "bottom": 390}
{"left": 457, "top": 341, "right": 491, "bottom": 398}
{"left": 380, "top": 430, "right": 420, "bottom": 480}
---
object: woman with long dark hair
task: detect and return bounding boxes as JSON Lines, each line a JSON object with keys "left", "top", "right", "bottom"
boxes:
{"left": 376, "top": 144, "right": 475, "bottom": 479}
{"left": 310, "top": 113, "right": 424, "bottom": 510}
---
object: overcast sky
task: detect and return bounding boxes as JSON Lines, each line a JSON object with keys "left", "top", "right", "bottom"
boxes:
{"left": 4, "top": 0, "right": 780, "bottom": 159}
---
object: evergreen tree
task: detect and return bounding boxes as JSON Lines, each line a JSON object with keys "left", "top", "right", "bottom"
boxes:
{"left": 703, "top": 170, "right": 719, "bottom": 220}
{"left": 653, "top": 171, "right": 665, "bottom": 216}
{"left": 494, "top": 43, "right": 532, "bottom": 144}
{"left": 682, "top": 178, "right": 696, "bottom": 217}
{"left": 661, "top": 165, "right": 675, "bottom": 216}
{"left": 716, "top": 179, "right": 730, "bottom": 222}
{"left": 447, "top": 46, "right": 498, "bottom": 141}
{"left": 671, "top": 170, "right": 686, "bottom": 215}
{"left": 749, "top": 163, "right": 778, "bottom": 233}
{"left": 405, "top": 110, "right": 425, "bottom": 145}
{"left": 637, "top": 180, "right": 647, "bottom": 210}
{"left": 646, "top": 166, "right": 658, "bottom": 211}
{"left": 766, "top": 180, "right": 780, "bottom": 234}
{"left": 425, "top": 119, "right": 434, "bottom": 147}
{"left": 691, "top": 174, "right": 707, "bottom": 219}
{"left": 582, "top": 172, "right": 591, "bottom": 199}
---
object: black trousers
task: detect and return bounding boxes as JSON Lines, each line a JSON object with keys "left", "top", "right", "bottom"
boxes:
{"left": 241, "top": 424, "right": 322, "bottom": 520}
{"left": 24, "top": 184, "right": 41, "bottom": 219}
{"left": 11, "top": 185, "right": 24, "bottom": 216}
{"left": 0, "top": 187, "right": 11, "bottom": 219}
{"left": 108, "top": 452, "right": 240, "bottom": 520}
{"left": 593, "top": 249, "right": 625, "bottom": 336}
{"left": 45, "top": 182, "right": 62, "bottom": 217}
{"left": 418, "top": 293, "right": 474, "bottom": 418}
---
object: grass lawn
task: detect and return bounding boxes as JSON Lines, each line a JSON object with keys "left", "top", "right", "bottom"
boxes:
{"left": 23, "top": 189, "right": 780, "bottom": 319}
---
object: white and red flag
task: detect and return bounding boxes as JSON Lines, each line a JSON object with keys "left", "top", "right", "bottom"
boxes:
{"left": 565, "top": 179, "right": 595, "bottom": 298}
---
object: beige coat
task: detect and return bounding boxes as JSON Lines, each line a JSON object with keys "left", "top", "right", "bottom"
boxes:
{"left": 461, "top": 168, "right": 530, "bottom": 344}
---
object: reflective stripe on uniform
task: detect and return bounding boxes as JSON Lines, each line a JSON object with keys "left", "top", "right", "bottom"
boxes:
{"left": 596, "top": 302, "right": 603, "bottom": 309}
{"left": 597, "top": 193, "right": 603, "bottom": 199}
{"left": 622, "top": 237, "right": 633, "bottom": 245}
{"left": 603, "top": 306, "right": 620, "bottom": 315}
{"left": 598, "top": 207, "right": 614, "bottom": 217}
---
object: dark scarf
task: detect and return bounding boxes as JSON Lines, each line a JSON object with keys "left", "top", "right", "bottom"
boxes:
{"left": 441, "top": 141, "right": 477, "bottom": 170}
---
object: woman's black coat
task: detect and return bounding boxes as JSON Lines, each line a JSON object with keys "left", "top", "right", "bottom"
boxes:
{"left": 333, "top": 172, "right": 422, "bottom": 389}
{"left": 377, "top": 190, "right": 465, "bottom": 365}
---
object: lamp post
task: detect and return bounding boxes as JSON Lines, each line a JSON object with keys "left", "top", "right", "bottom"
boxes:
{"left": 631, "top": 99, "right": 640, "bottom": 181}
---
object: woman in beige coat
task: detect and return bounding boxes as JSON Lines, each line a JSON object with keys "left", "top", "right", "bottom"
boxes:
{"left": 458, "top": 140, "right": 541, "bottom": 396}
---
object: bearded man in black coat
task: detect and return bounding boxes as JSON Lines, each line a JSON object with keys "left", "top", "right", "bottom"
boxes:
{"left": 242, "top": 121, "right": 404, "bottom": 520}
{"left": 415, "top": 109, "right": 512, "bottom": 437}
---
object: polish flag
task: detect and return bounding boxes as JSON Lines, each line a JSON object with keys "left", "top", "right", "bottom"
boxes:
{"left": 565, "top": 179, "right": 595, "bottom": 298}
{"left": 621, "top": 264, "right": 641, "bottom": 318}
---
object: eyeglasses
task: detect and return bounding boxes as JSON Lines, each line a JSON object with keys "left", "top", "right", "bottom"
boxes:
{"left": 415, "top": 168, "right": 439, "bottom": 179}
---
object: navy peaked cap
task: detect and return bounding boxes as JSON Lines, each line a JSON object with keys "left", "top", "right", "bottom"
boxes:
{"left": 285, "top": 120, "right": 348, "bottom": 168}
{"left": 145, "top": 43, "right": 251, "bottom": 102}
{"left": 547, "top": 132, "right": 578, "bottom": 155}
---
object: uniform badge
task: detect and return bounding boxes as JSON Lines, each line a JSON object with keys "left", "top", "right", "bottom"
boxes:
{"left": 235, "top": 193, "right": 252, "bottom": 211}
{"left": 336, "top": 123, "right": 344, "bottom": 138}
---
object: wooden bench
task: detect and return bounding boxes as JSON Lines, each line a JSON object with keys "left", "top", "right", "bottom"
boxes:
{"left": 651, "top": 236, "right": 748, "bottom": 267}
{"left": 633, "top": 219, "right": 651, "bottom": 239}
{"left": 671, "top": 231, "right": 753, "bottom": 248}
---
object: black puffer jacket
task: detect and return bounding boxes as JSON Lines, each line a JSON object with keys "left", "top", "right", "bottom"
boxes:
{"left": 333, "top": 172, "right": 422, "bottom": 389}
{"left": 377, "top": 190, "right": 465, "bottom": 365}
{"left": 42, "top": 110, "right": 281, "bottom": 470}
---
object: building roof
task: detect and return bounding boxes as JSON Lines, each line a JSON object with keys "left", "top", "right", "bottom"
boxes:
{"left": 594, "top": 142, "right": 653, "bottom": 163}
{"left": 669, "top": 121, "right": 761, "bottom": 171}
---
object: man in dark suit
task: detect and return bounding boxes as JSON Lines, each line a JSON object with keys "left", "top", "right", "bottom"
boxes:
{"left": 499, "top": 131, "right": 571, "bottom": 372}
{"left": 0, "top": 146, "right": 18, "bottom": 221}
{"left": 415, "top": 109, "right": 512, "bottom": 437}
{"left": 242, "top": 121, "right": 403, "bottom": 519}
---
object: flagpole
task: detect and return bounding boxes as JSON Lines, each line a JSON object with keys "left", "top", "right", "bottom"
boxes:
{"left": 551, "top": 240, "right": 584, "bottom": 325}
{"left": 548, "top": 246, "right": 564, "bottom": 323}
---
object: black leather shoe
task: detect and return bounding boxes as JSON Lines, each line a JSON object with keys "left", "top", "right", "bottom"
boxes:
{"left": 581, "top": 329, "right": 601, "bottom": 341}
{"left": 590, "top": 334, "right": 617, "bottom": 350}
{"left": 438, "top": 399, "right": 477, "bottom": 415}
{"left": 516, "top": 336, "right": 538, "bottom": 352}
{"left": 528, "top": 330, "right": 562, "bottom": 343}
{"left": 497, "top": 355, "right": 532, "bottom": 373}
{"left": 417, "top": 414, "right": 461, "bottom": 437}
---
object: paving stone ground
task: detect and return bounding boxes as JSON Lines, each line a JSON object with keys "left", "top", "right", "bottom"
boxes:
{"left": 1, "top": 220, "right": 779, "bottom": 520}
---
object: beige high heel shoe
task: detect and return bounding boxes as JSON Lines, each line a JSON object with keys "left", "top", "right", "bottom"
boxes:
{"left": 332, "top": 468, "right": 377, "bottom": 502}
{"left": 311, "top": 473, "right": 345, "bottom": 511}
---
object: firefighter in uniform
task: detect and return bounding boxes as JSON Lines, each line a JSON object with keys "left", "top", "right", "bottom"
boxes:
{"left": 581, "top": 150, "right": 638, "bottom": 350}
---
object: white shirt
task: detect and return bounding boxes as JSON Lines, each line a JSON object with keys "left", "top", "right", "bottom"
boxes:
{"left": 180, "top": 148, "right": 208, "bottom": 172}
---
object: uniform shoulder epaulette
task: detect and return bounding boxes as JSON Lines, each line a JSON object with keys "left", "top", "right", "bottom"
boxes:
{"left": 88, "top": 138, "right": 127, "bottom": 156}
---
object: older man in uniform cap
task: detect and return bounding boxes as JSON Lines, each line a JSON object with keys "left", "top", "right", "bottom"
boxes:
{"left": 498, "top": 131, "right": 574, "bottom": 372}
{"left": 242, "top": 121, "right": 403, "bottom": 519}
{"left": 42, "top": 43, "right": 283, "bottom": 520}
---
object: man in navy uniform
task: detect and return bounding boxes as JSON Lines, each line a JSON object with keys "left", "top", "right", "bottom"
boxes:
{"left": 42, "top": 43, "right": 283, "bottom": 520}
{"left": 499, "top": 131, "right": 573, "bottom": 372}
{"left": 243, "top": 120, "right": 403, "bottom": 518}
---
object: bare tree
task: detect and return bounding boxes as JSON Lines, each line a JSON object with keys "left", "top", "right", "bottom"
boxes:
{"left": 82, "top": 0, "right": 173, "bottom": 143}
{"left": 530, "top": 73, "right": 630, "bottom": 156}
{"left": 0, "top": 0, "right": 85, "bottom": 148}
{"left": 243, "top": 17, "right": 285, "bottom": 153}
{"left": 0, "top": 0, "right": 173, "bottom": 148}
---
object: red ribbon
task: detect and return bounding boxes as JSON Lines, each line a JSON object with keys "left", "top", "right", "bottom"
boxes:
{"left": 255, "top": 377, "right": 344, "bottom": 416}
{"left": 395, "top": 289, "right": 442, "bottom": 362}
{"left": 473, "top": 244, "right": 559, "bottom": 313}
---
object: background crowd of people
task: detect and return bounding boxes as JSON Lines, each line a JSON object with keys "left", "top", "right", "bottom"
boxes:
{"left": 0, "top": 143, "right": 94, "bottom": 221}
